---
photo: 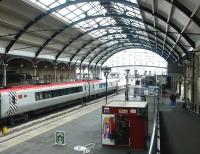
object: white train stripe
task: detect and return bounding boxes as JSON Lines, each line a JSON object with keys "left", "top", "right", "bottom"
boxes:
{"left": 10, "top": 104, "right": 17, "bottom": 112}
{"left": 9, "top": 92, "right": 17, "bottom": 97}
{"left": 8, "top": 91, "right": 18, "bottom": 115}
{"left": 9, "top": 108, "right": 15, "bottom": 115}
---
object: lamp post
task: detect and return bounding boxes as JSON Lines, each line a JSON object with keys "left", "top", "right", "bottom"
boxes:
{"left": 125, "top": 69, "right": 130, "bottom": 101}
{"left": 102, "top": 67, "right": 111, "bottom": 104}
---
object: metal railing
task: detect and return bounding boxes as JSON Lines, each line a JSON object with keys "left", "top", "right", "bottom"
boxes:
{"left": 148, "top": 95, "right": 160, "bottom": 154}
{"left": 186, "top": 103, "right": 200, "bottom": 117}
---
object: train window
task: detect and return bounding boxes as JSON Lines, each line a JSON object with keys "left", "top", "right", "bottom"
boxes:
{"left": 68, "top": 88, "right": 73, "bottom": 94}
{"left": 56, "top": 89, "right": 62, "bottom": 96}
{"left": 35, "top": 92, "right": 40, "bottom": 100}
{"left": 62, "top": 89, "right": 68, "bottom": 95}
{"left": 99, "top": 83, "right": 106, "bottom": 88}
{"left": 35, "top": 86, "right": 83, "bottom": 101}
{"left": 80, "top": 86, "right": 83, "bottom": 91}
{"left": 46, "top": 91, "right": 52, "bottom": 98}
{"left": 35, "top": 92, "right": 43, "bottom": 100}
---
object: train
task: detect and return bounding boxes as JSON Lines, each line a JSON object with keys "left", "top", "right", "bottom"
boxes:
{"left": 0, "top": 79, "right": 122, "bottom": 125}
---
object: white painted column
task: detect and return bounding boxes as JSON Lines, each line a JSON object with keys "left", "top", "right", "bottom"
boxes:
{"left": 54, "top": 66, "right": 57, "bottom": 82}
{"left": 3, "top": 63, "right": 8, "bottom": 87}
{"left": 33, "top": 65, "right": 37, "bottom": 84}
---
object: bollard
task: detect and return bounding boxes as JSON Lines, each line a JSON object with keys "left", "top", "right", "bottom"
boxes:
{"left": 2, "top": 126, "right": 9, "bottom": 135}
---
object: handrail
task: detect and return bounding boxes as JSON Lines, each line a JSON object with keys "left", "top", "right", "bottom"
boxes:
{"left": 186, "top": 103, "right": 200, "bottom": 116}
{"left": 148, "top": 94, "right": 160, "bottom": 154}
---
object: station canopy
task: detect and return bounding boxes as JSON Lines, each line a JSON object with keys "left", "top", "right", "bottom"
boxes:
{"left": 0, "top": 0, "right": 200, "bottom": 67}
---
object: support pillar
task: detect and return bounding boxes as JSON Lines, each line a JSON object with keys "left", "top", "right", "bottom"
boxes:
{"left": 96, "top": 67, "right": 101, "bottom": 79}
{"left": 192, "top": 53, "right": 195, "bottom": 104}
{"left": 3, "top": 63, "right": 8, "bottom": 87}
{"left": 184, "top": 65, "right": 187, "bottom": 100}
{"left": 179, "top": 81, "right": 182, "bottom": 97}
{"left": 82, "top": 66, "right": 85, "bottom": 79}
{"left": 54, "top": 66, "right": 57, "bottom": 82}
{"left": 88, "top": 67, "right": 90, "bottom": 80}
{"left": 79, "top": 65, "right": 82, "bottom": 80}
{"left": 33, "top": 65, "right": 37, "bottom": 84}
{"left": 94, "top": 67, "right": 97, "bottom": 79}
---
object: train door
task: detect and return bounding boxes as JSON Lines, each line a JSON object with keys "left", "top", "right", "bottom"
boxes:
{"left": 115, "top": 114, "right": 130, "bottom": 146}
{"left": 85, "top": 82, "right": 90, "bottom": 97}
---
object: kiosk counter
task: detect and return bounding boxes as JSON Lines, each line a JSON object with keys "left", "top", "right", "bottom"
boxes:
{"left": 102, "top": 100, "right": 148, "bottom": 149}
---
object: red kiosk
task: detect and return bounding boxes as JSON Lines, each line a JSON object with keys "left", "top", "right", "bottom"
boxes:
{"left": 102, "top": 100, "right": 148, "bottom": 149}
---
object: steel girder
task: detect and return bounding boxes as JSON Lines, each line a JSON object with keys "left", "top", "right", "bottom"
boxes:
{"left": 60, "top": 13, "right": 189, "bottom": 63}
{"left": 40, "top": 2, "right": 195, "bottom": 60}
{"left": 89, "top": 39, "right": 177, "bottom": 64}
{"left": 56, "top": 23, "right": 181, "bottom": 60}
{"left": 138, "top": 5, "right": 195, "bottom": 48}
{"left": 4, "top": 0, "right": 198, "bottom": 64}
{"left": 67, "top": 14, "right": 143, "bottom": 62}
{"left": 165, "top": 0, "right": 200, "bottom": 28}
{"left": 98, "top": 45, "right": 172, "bottom": 67}
{"left": 110, "top": 64, "right": 167, "bottom": 69}
{"left": 56, "top": 13, "right": 185, "bottom": 63}
{"left": 35, "top": 13, "right": 143, "bottom": 58}
{"left": 5, "top": 0, "right": 91, "bottom": 54}
{"left": 94, "top": 41, "right": 176, "bottom": 66}
{"left": 81, "top": 33, "right": 181, "bottom": 63}
{"left": 65, "top": 12, "right": 189, "bottom": 62}
{"left": 89, "top": 41, "right": 175, "bottom": 67}
{"left": 98, "top": 45, "right": 174, "bottom": 67}
{"left": 79, "top": 28, "right": 181, "bottom": 64}
{"left": 5, "top": 0, "right": 137, "bottom": 54}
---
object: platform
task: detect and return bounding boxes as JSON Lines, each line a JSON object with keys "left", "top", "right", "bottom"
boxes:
{"left": 0, "top": 94, "right": 157, "bottom": 154}
{"left": 160, "top": 102, "right": 200, "bottom": 154}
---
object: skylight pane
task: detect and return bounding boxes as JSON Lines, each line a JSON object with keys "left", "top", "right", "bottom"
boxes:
{"left": 58, "top": 8, "right": 70, "bottom": 16}
{"left": 58, "top": 0, "right": 65, "bottom": 3}
{"left": 25, "top": 0, "right": 149, "bottom": 49}
{"left": 49, "top": 2, "right": 60, "bottom": 8}
{"left": 39, "top": 0, "right": 55, "bottom": 6}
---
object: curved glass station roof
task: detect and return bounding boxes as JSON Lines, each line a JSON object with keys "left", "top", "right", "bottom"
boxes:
{"left": 103, "top": 49, "right": 167, "bottom": 76}
{"left": 0, "top": 0, "right": 200, "bottom": 68}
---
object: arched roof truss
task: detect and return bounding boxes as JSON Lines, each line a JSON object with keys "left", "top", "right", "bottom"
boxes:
{"left": 0, "top": 0, "right": 200, "bottom": 66}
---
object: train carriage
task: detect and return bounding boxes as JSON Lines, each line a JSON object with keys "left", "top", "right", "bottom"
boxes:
{"left": 0, "top": 81, "right": 88, "bottom": 119}
{"left": 0, "top": 79, "right": 121, "bottom": 124}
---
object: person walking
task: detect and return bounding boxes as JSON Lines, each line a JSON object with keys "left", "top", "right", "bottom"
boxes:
{"left": 170, "top": 93, "right": 176, "bottom": 106}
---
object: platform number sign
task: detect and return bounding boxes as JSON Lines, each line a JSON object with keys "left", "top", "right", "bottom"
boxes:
{"left": 55, "top": 131, "right": 65, "bottom": 146}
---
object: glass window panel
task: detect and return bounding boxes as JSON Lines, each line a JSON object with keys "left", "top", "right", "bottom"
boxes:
{"left": 58, "top": 0, "right": 65, "bottom": 3}
{"left": 67, "top": 12, "right": 78, "bottom": 20}
{"left": 39, "top": 0, "right": 55, "bottom": 6}
{"left": 67, "top": 5, "right": 78, "bottom": 11}
{"left": 58, "top": 8, "right": 70, "bottom": 16}
{"left": 26, "top": 0, "right": 148, "bottom": 45}
{"left": 49, "top": 2, "right": 60, "bottom": 8}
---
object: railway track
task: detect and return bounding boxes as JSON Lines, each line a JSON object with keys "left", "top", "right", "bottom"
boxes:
{"left": 0, "top": 92, "right": 122, "bottom": 145}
